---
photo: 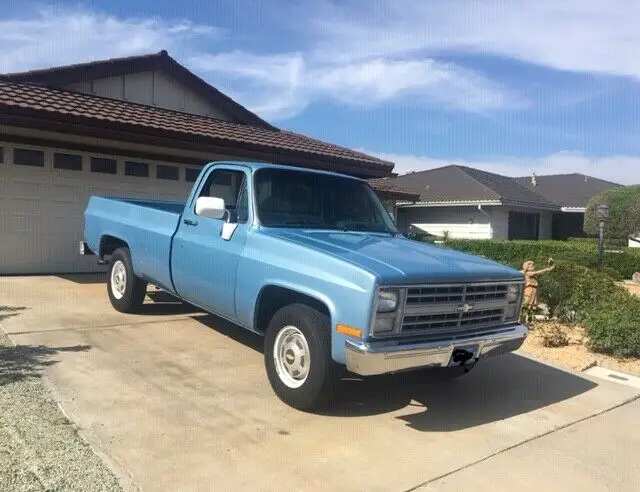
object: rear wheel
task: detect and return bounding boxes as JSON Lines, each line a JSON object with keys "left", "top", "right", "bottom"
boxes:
{"left": 107, "top": 247, "right": 147, "bottom": 313}
{"left": 264, "top": 303, "right": 336, "bottom": 410}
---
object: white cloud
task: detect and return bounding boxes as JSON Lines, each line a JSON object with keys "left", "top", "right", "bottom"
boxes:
{"left": 0, "top": 8, "right": 218, "bottom": 73}
{"left": 185, "top": 0, "right": 640, "bottom": 119}
{"left": 310, "top": 0, "right": 640, "bottom": 78}
{"left": 3, "top": 1, "right": 640, "bottom": 122}
{"left": 366, "top": 150, "right": 640, "bottom": 185}
{"left": 186, "top": 51, "right": 309, "bottom": 120}
{"left": 189, "top": 51, "right": 521, "bottom": 119}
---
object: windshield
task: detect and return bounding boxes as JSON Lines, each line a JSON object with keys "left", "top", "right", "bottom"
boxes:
{"left": 254, "top": 168, "right": 397, "bottom": 233}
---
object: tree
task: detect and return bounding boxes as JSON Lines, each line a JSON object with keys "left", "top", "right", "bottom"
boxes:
{"left": 584, "top": 185, "right": 640, "bottom": 239}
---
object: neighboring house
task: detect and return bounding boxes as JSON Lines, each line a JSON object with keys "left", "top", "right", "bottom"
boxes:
{"left": 0, "top": 51, "right": 397, "bottom": 274}
{"left": 391, "top": 167, "right": 622, "bottom": 240}
{"left": 366, "top": 177, "right": 419, "bottom": 221}
{"left": 392, "top": 166, "right": 559, "bottom": 240}
{"left": 514, "top": 173, "right": 620, "bottom": 239}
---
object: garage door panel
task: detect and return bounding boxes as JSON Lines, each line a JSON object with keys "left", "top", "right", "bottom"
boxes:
{"left": 1, "top": 157, "right": 197, "bottom": 274}
{"left": 8, "top": 178, "right": 49, "bottom": 200}
{"left": 51, "top": 183, "right": 82, "bottom": 203}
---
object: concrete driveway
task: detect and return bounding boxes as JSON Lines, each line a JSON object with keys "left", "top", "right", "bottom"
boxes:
{"left": 1, "top": 275, "right": 639, "bottom": 492}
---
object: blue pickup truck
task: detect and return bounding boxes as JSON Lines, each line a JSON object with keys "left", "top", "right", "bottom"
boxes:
{"left": 82, "top": 161, "right": 527, "bottom": 410}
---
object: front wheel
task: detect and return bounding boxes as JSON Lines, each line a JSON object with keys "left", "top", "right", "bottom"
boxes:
{"left": 264, "top": 303, "right": 336, "bottom": 411}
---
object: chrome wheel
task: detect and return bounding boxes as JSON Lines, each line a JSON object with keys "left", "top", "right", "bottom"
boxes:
{"left": 110, "top": 260, "right": 127, "bottom": 300}
{"left": 273, "top": 325, "right": 310, "bottom": 389}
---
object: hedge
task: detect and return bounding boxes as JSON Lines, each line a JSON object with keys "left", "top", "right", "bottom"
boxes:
{"left": 536, "top": 263, "right": 640, "bottom": 357}
{"left": 440, "top": 239, "right": 640, "bottom": 280}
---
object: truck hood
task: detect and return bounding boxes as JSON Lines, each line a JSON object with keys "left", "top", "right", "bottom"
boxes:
{"left": 261, "top": 228, "right": 523, "bottom": 284}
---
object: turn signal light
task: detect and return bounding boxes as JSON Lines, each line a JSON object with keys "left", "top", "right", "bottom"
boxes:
{"left": 336, "top": 324, "right": 362, "bottom": 338}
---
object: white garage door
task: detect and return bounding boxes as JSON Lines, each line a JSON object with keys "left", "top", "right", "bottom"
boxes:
{"left": 0, "top": 143, "right": 198, "bottom": 275}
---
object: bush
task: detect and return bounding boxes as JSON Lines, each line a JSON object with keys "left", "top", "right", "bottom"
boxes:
{"left": 537, "top": 263, "right": 640, "bottom": 357}
{"left": 442, "top": 239, "right": 640, "bottom": 280}
{"left": 539, "top": 323, "right": 570, "bottom": 348}
{"left": 584, "top": 290, "right": 640, "bottom": 357}
{"left": 538, "top": 262, "right": 618, "bottom": 321}
{"left": 584, "top": 185, "right": 640, "bottom": 239}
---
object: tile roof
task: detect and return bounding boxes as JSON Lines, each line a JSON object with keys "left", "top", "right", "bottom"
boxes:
{"left": 0, "top": 80, "right": 393, "bottom": 175}
{"left": 367, "top": 178, "right": 420, "bottom": 201}
{"left": 388, "top": 165, "right": 558, "bottom": 208}
{"left": 3, "top": 50, "right": 275, "bottom": 129}
{"left": 514, "top": 173, "right": 621, "bottom": 208}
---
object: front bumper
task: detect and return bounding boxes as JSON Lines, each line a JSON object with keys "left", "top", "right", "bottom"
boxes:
{"left": 345, "top": 324, "right": 528, "bottom": 376}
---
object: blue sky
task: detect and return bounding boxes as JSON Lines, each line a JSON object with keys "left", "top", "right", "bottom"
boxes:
{"left": 2, "top": 0, "right": 640, "bottom": 183}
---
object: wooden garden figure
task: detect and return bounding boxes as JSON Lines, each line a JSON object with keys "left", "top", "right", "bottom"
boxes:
{"left": 521, "top": 258, "right": 555, "bottom": 309}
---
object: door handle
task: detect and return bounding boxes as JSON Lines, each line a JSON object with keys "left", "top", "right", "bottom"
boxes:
{"left": 183, "top": 218, "right": 198, "bottom": 226}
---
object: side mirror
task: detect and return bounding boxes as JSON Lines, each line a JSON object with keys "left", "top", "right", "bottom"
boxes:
{"left": 195, "top": 196, "right": 226, "bottom": 220}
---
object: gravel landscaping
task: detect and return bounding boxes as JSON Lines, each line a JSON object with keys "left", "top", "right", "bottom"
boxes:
{"left": 520, "top": 322, "right": 640, "bottom": 376}
{"left": 0, "top": 328, "right": 124, "bottom": 492}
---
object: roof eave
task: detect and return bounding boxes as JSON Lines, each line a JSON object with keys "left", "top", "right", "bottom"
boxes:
{"left": 0, "top": 108, "right": 393, "bottom": 178}
{"left": 397, "top": 199, "right": 503, "bottom": 207}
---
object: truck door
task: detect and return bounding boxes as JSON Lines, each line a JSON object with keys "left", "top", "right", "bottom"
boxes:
{"left": 171, "top": 165, "right": 251, "bottom": 321}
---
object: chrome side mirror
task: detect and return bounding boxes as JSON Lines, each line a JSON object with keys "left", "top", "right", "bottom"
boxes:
{"left": 195, "top": 196, "right": 226, "bottom": 220}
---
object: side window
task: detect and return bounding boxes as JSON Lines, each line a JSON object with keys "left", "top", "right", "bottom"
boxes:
{"left": 196, "top": 169, "right": 249, "bottom": 223}
{"left": 235, "top": 177, "right": 249, "bottom": 224}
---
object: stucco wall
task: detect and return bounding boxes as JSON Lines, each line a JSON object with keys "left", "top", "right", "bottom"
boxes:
{"left": 398, "top": 204, "right": 554, "bottom": 240}
{"left": 398, "top": 205, "right": 493, "bottom": 239}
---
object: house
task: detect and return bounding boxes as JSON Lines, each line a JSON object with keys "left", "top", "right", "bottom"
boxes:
{"left": 391, "top": 166, "right": 622, "bottom": 240}
{"left": 0, "top": 51, "right": 405, "bottom": 274}
{"left": 393, "top": 166, "right": 559, "bottom": 240}
{"left": 513, "top": 173, "right": 621, "bottom": 239}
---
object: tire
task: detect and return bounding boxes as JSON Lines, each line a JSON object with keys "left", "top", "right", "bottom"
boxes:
{"left": 107, "top": 247, "right": 147, "bottom": 313}
{"left": 264, "top": 303, "right": 336, "bottom": 411}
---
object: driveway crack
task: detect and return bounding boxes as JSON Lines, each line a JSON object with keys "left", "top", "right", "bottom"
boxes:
{"left": 402, "top": 392, "right": 640, "bottom": 492}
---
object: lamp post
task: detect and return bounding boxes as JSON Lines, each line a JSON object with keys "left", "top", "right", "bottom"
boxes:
{"left": 596, "top": 204, "right": 609, "bottom": 271}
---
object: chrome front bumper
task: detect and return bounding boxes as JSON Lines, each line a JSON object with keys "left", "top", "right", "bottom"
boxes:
{"left": 345, "top": 324, "right": 528, "bottom": 376}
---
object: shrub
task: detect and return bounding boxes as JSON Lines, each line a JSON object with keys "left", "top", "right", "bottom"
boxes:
{"left": 584, "top": 185, "right": 640, "bottom": 239}
{"left": 539, "top": 323, "right": 570, "bottom": 348}
{"left": 584, "top": 290, "right": 640, "bottom": 357}
{"left": 442, "top": 239, "right": 640, "bottom": 280}
{"left": 538, "top": 262, "right": 618, "bottom": 321}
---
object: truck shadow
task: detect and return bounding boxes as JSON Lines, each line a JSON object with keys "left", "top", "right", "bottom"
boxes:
{"left": 191, "top": 313, "right": 264, "bottom": 352}
{"left": 55, "top": 273, "right": 106, "bottom": 284}
{"left": 324, "top": 354, "right": 598, "bottom": 431}
{"left": 135, "top": 291, "right": 202, "bottom": 316}
{"left": 190, "top": 311, "right": 599, "bottom": 430}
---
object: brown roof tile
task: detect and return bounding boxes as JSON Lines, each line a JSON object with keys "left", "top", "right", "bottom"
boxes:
{"left": 514, "top": 173, "right": 621, "bottom": 208}
{"left": 367, "top": 178, "right": 420, "bottom": 201}
{"left": 388, "top": 165, "right": 559, "bottom": 208}
{"left": 0, "top": 80, "right": 393, "bottom": 174}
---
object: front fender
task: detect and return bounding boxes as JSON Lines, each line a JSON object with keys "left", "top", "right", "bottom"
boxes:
{"left": 235, "top": 231, "right": 377, "bottom": 364}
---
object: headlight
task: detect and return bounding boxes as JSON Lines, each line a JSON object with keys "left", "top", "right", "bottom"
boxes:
{"left": 377, "top": 289, "right": 398, "bottom": 312}
{"left": 507, "top": 284, "right": 520, "bottom": 303}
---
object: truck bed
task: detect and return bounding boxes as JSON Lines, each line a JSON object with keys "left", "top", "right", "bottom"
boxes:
{"left": 83, "top": 196, "right": 185, "bottom": 291}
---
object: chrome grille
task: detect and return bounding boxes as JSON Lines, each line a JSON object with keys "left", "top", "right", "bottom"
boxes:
{"left": 398, "top": 282, "right": 510, "bottom": 338}
{"left": 406, "top": 283, "right": 507, "bottom": 307}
